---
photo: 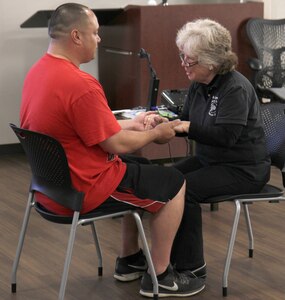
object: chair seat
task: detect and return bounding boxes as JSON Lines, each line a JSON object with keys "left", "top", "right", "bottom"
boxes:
{"left": 35, "top": 201, "right": 139, "bottom": 224}
{"left": 203, "top": 184, "right": 284, "bottom": 204}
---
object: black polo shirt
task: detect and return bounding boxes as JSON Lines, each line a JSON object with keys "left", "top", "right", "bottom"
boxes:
{"left": 181, "top": 70, "right": 270, "bottom": 181}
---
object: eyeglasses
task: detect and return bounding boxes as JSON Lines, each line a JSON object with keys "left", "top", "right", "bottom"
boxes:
{"left": 179, "top": 53, "right": 198, "bottom": 68}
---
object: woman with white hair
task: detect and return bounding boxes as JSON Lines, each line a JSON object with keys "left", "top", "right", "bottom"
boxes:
{"left": 170, "top": 19, "right": 271, "bottom": 280}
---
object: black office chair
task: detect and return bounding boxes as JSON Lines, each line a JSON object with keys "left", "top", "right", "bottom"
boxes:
{"left": 9, "top": 124, "right": 159, "bottom": 300}
{"left": 203, "top": 102, "right": 285, "bottom": 296}
{"left": 246, "top": 18, "right": 285, "bottom": 102}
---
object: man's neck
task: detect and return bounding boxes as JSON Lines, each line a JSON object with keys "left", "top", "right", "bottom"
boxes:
{"left": 47, "top": 43, "right": 80, "bottom": 67}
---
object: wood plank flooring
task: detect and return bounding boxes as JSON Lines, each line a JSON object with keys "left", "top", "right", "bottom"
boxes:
{"left": 0, "top": 153, "right": 285, "bottom": 300}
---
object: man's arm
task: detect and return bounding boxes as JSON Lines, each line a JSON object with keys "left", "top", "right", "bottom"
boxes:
{"left": 100, "top": 119, "right": 181, "bottom": 154}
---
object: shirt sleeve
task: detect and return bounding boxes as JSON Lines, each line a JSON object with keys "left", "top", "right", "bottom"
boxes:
{"left": 215, "top": 85, "right": 249, "bottom": 125}
{"left": 188, "top": 123, "right": 244, "bottom": 148}
{"left": 187, "top": 83, "right": 249, "bottom": 147}
{"left": 69, "top": 89, "right": 121, "bottom": 147}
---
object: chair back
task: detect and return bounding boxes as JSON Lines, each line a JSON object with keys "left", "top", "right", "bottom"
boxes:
{"left": 10, "top": 124, "right": 84, "bottom": 212}
{"left": 246, "top": 18, "right": 285, "bottom": 90}
{"left": 260, "top": 102, "right": 285, "bottom": 186}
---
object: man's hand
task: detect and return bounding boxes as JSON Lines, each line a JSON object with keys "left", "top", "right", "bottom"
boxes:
{"left": 133, "top": 111, "right": 168, "bottom": 131}
{"left": 153, "top": 119, "right": 182, "bottom": 144}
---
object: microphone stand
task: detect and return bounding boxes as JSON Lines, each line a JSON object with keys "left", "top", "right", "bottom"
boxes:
{"left": 138, "top": 48, "right": 160, "bottom": 111}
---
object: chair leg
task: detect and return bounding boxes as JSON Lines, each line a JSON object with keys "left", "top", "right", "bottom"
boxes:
{"left": 132, "top": 212, "right": 159, "bottom": 300}
{"left": 58, "top": 212, "right": 80, "bottom": 300}
{"left": 11, "top": 192, "right": 34, "bottom": 293}
{"left": 243, "top": 203, "right": 254, "bottom": 257}
{"left": 90, "top": 222, "right": 103, "bottom": 276}
{"left": 222, "top": 200, "right": 241, "bottom": 297}
{"left": 210, "top": 203, "right": 219, "bottom": 211}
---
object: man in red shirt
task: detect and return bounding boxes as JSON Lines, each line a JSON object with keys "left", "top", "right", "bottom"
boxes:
{"left": 20, "top": 3, "right": 205, "bottom": 297}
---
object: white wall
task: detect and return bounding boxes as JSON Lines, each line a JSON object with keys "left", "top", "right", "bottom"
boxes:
{"left": 263, "top": 0, "right": 285, "bottom": 18}
{"left": 0, "top": 0, "right": 282, "bottom": 145}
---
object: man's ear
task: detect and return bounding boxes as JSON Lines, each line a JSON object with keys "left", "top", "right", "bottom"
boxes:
{"left": 71, "top": 29, "right": 81, "bottom": 45}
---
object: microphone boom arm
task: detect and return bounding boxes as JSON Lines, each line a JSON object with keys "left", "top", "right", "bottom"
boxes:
{"left": 138, "top": 48, "right": 160, "bottom": 110}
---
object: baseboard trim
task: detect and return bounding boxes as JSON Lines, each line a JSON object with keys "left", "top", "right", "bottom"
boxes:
{"left": 0, "top": 143, "right": 24, "bottom": 155}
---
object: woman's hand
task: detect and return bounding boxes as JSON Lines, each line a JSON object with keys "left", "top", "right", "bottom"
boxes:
{"left": 173, "top": 121, "right": 190, "bottom": 134}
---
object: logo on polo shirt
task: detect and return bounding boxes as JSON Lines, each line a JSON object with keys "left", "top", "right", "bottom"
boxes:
{"left": 208, "top": 96, "right": 218, "bottom": 117}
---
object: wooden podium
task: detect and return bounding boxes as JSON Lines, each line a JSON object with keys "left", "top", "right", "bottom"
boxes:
{"left": 98, "top": 2, "right": 263, "bottom": 110}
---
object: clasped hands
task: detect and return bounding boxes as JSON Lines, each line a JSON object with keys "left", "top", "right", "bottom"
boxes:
{"left": 133, "top": 111, "right": 190, "bottom": 133}
{"left": 131, "top": 111, "right": 189, "bottom": 144}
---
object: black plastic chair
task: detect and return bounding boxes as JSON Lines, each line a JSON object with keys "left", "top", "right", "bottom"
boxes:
{"left": 9, "top": 124, "right": 159, "bottom": 300}
{"left": 203, "top": 102, "right": 285, "bottom": 296}
{"left": 246, "top": 18, "right": 285, "bottom": 102}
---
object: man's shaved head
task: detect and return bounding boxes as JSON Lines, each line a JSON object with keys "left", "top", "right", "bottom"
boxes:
{"left": 48, "top": 3, "right": 91, "bottom": 39}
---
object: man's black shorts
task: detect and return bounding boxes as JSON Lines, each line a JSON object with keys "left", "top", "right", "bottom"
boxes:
{"left": 104, "top": 155, "right": 185, "bottom": 213}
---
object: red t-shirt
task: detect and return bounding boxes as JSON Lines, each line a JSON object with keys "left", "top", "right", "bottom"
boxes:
{"left": 20, "top": 54, "right": 126, "bottom": 215}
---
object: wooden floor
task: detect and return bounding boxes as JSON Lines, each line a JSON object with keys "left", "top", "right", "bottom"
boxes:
{"left": 0, "top": 153, "right": 285, "bottom": 300}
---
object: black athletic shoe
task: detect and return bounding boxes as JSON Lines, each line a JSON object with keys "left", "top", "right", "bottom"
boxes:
{"left": 140, "top": 265, "right": 205, "bottom": 298}
{"left": 114, "top": 249, "right": 148, "bottom": 282}
{"left": 181, "top": 263, "right": 207, "bottom": 279}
